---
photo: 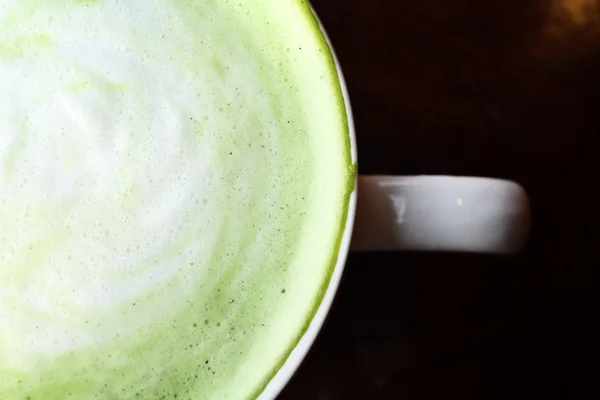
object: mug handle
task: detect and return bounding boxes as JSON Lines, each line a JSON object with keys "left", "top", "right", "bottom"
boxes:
{"left": 351, "top": 176, "right": 531, "bottom": 254}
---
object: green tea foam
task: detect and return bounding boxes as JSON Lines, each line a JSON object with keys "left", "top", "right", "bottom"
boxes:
{"left": 0, "top": 0, "right": 353, "bottom": 399}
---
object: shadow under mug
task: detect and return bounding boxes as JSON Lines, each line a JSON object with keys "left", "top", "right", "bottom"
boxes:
{"left": 258, "top": 4, "right": 532, "bottom": 400}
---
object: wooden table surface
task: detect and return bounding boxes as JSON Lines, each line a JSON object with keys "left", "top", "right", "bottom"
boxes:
{"left": 280, "top": 1, "right": 595, "bottom": 399}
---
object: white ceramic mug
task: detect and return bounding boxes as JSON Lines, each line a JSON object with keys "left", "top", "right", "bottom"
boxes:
{"left": 257, "top": 6, "right": 531, "bottom": 399}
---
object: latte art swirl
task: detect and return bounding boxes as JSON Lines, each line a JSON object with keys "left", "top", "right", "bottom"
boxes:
{"left": 0, "top": 1, "right": 353, "bottom": 399}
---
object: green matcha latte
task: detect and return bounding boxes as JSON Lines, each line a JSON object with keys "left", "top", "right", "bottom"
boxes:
{"left": 0, "top": 0, "right": 354, "bottom": 399}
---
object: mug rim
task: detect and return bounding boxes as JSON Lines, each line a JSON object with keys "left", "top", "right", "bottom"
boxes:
{"left": 257, "top": 3, "right": 358, "bottom": 399}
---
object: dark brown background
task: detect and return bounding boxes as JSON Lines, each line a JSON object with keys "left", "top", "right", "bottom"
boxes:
{"left": 280, "top": 0, "right": 595, "bottom": 399}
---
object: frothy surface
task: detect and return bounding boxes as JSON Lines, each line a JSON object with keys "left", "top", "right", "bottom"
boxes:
{"left": 0, "top": 0, "right": 352, "bottom": 399}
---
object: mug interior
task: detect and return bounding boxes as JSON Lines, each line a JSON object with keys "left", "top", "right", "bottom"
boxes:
{"left": 0, "top": 1, "right": 357, "bottom": 399}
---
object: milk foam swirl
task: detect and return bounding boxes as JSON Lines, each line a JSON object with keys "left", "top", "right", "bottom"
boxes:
{"left": 0, "top": 1, "right": 352, "bottom": 398}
